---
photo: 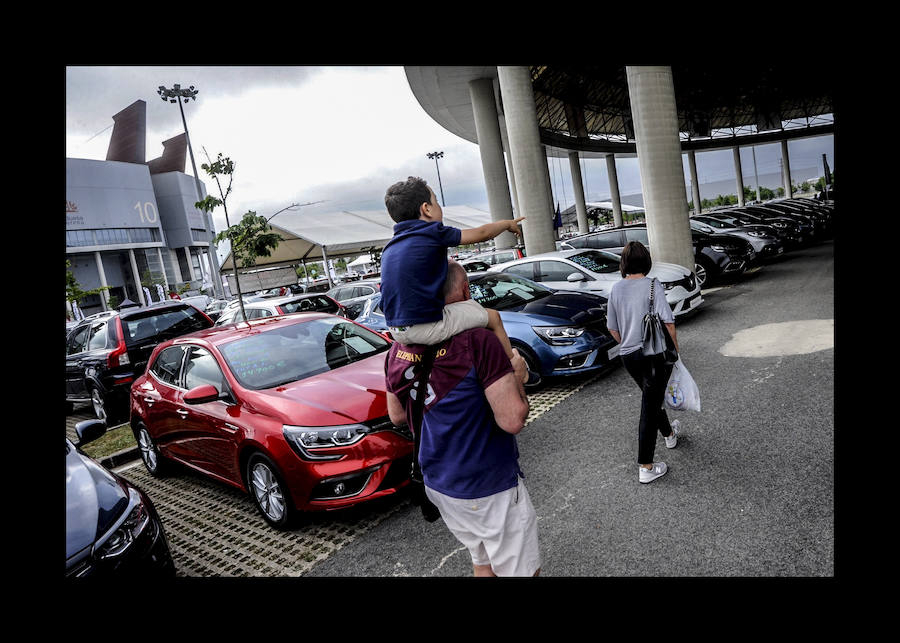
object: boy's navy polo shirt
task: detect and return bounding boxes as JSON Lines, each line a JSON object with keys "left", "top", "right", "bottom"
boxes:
{"left": 380, "top": 219, "right": 461, "bottom": 327}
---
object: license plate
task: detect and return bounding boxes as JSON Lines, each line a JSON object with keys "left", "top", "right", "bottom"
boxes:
{"left": 777, "top": 246, "right": 784, "bottom": 254}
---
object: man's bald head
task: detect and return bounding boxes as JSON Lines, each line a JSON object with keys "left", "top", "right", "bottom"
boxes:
{"left": 443, "top": 260, "right": 469, "bottom": 304}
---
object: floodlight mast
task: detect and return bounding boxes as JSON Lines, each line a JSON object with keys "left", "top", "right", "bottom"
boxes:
{"left": 158, "top": 83, "right": 225, "bottom": 300}
{"left": 426, "top": 151, "right": 445, "bottom": 206}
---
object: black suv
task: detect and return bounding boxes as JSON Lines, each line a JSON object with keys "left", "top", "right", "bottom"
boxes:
{"left": 66, "top": 301, "right": 214, "bottom": 424}
{"left": 565, "top": 224, "right": 756, "bottom": 287}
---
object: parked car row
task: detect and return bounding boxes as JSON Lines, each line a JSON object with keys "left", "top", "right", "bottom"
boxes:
{"left": 562, "top": 198, "right": 832, "bottom": 288}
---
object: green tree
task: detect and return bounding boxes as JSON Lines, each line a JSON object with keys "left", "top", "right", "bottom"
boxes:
{"left": 213, "top": 211, "right": 281, "bottom": 269}
{"left": 66, "top": 259, "right": 110, "bottom": 312}
{"left": 196, "top": 151, "right": 281, "bottom": 322}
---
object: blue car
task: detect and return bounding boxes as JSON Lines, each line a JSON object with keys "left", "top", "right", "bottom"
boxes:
{"left": 355, "top": 271, "right": 620, "bottom": 388}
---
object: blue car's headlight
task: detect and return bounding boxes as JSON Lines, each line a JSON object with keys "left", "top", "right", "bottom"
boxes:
{"left": 533, "top": 326, "right": 584, "bottom": 345}
{"left": 94, "top": 487, "right": 151, "bottom": 561}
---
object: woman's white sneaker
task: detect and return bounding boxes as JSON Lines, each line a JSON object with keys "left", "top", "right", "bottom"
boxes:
{"left": 665, "top": 420, "right": 681, "bottom": 449}
{"left": 639, "top": 462, "right": 668, "bottom": 483}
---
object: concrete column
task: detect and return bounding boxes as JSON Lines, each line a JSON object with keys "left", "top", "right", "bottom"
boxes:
{"left": 94, "top": 251, "right": 109, "bottom": 311}
{"left": 733, "top": 147, "right": 745, "bottom": 206}
{"left": 183, "top": 247, "right": 195, "bottom": 281}
{"left": 626, "top": 66, "right": 694, "bottom": 273}
{"left": 497, "top": 66, "right": 556, "bottom": 256}
{"left": 687, "top": 150, "right": 702, "bottom": 215}
{"left": 606, "top": 154, "right": 624, "bottom": 228}
{"left": 499, "top": 120, "right": 521, "bottom": 218}
{"left": 781, "top": 139, "right": 793, "bottom": 197}
{"left": 469, "top": 77, "right": 516, "bottom": 250}
{"left": 542, "top": 146, "right": 559, "bottom": 241}
{"left": 156, "top": 247, "right": 170, "bottom": 293}
{"left": 568, "top": 151, "right": 589, "bottom": 234}
{"left": 505, "top": 150, "right": 521, "bottom": 217}
{"left": 128, "top": 248, "right": 146, "bottom": 306}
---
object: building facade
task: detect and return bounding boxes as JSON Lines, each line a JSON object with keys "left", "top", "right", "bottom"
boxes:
{"left": 66, "top": 100, "right": 219, "bottom": 318}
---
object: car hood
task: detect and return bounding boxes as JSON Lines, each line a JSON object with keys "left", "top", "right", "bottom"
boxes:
{"left": 248, "top": 351, "right": 390, "bottom": 426}
{"left": 495, "top": 290, "right": 607, "bottom": 326}
{"left": 648, "top": 261, "right": 691, "bottom": 280}
{"left": 66, "top": 441, "right": 128, "bottom": 560}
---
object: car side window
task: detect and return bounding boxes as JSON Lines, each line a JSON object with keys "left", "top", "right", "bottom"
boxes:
{"left": 67, "top": 325, "right": 91, "bottom": 355}
{"left": 624, "top": 228, "right": 649, "bottom": 244}
{"left": 536, "top": 260, "right": 580, "bottom": 282}
{"left": 183, "top": 347, "right": 225, "bottom": 392}
{"left": 151, "top": 346, "right": 187, "bottom": 386}
{"left": 86, "top": 322, "right": 108, "bottom": 351}
{"left": 502, "top": 263, "right": 536, "bottom": 280}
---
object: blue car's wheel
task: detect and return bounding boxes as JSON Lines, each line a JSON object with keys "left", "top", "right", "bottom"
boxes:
{"left": 513, "top": 344, "right": 543, "bottom": 391}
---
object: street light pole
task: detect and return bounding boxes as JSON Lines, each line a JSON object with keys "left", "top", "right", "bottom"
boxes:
{"left": 158, "top": 83, "right": 225, "bottom": 300}
{"left": 426, "top": 151, "right": 445, "bottom": 205}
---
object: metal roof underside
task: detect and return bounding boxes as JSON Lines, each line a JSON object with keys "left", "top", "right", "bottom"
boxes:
{"left": 218, "top": 205, "right": 494, "bottom": 272}
{"left": 405, "top": 66, "right": 834, "bottom": 158}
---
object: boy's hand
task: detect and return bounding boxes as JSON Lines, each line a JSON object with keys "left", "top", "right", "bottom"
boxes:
{"left": 508, "top": 217, "right": 526, "bottom": 236}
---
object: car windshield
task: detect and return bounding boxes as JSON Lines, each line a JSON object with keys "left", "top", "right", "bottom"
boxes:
{"left": 219, "top": 317, "right": 390, "bottom": 390}
{"left": 567, "top": 251, "right": 620, "bottom": 274}
{"left": 698, "top": 218, "right": 730, "bottom": 229}
{"left": 280, "top": 295, "right": 335, "bottom": 314}
{"left": 122, "top": 307, "right": 211, "bottom": 345}
{"left": 690, "top": 220, "right": 717, "bottom": 234}
{"left": 469, "top": 273, "right": 551, "bottom": 310}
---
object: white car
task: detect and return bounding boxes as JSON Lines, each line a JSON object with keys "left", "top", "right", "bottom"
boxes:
{"left": 494, "top": 248, "right": 703, "bottom": 317}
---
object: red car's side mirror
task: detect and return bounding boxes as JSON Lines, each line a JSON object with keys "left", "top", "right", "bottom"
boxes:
{"left": 184, "top": 384, "right": 220, "bottom": 405}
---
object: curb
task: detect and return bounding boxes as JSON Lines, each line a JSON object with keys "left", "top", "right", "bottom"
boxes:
{"left": 100, "top": 446, "right": 141, "bottom": 470}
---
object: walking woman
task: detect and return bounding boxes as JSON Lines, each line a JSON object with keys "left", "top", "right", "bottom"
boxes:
{"left": 606, "top": 241, "right": 681, "bottom": 483}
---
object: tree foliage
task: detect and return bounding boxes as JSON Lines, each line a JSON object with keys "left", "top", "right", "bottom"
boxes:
{"left": 66, "top": 259, "right": 109, "bottom": 304}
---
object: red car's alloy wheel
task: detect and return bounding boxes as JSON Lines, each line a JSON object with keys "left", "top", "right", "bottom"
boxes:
{"left": 248, "top": 455, "right": 293, "bottom": 528}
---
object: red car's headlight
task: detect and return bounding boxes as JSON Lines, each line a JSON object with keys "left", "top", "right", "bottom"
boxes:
{"left": 283, "top": 424, "right": 368, "bottom": 461}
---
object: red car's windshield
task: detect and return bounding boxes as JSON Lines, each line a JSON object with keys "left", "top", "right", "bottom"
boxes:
{"left": 219, "top": 317, "right": 390, "bottom": 390}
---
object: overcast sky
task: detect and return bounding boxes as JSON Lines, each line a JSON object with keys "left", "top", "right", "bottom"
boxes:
{"left": 66, "top": 65, "right": 835, "bottom": 235}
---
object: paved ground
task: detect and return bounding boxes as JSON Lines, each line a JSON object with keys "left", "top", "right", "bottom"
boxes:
{"left": 75, "top": 240, "right": 834, "bottom": 577}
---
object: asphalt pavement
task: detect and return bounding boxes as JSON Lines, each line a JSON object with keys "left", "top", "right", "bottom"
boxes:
{"left": 303, "top": 240, "right": 835, "bottom": 577}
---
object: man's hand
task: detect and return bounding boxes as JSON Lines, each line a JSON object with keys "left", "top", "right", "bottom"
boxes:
{"left": 508, "top": 217, "right": 526, "bottom": 236}
{"left": 511, "top": 348, "right": 528, "bottom": 383}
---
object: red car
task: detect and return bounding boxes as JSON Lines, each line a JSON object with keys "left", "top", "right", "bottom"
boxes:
{"left": 129, "top": 313, "right": 412, "bottom": 529}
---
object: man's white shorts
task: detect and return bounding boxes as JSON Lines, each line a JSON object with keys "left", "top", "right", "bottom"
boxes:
{"left": 425, "top": 477, "right": 541, "bottom": 577}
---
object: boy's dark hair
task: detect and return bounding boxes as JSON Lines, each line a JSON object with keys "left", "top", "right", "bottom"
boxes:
{"left": 385, "top": 176, "right": 432, "bottom": 223}
{"left": 620, "top": 240, "right": 653, "bottom": 278}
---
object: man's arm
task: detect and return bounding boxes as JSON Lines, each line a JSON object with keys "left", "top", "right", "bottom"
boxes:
{"left": 459, "top": 217, "right": 525, "bottom": 245}
{"left": 484, "top": 371, "right": 530, "bottom": 435}
{"left": 386, "top": 391, "right": 407, "bottom": 427}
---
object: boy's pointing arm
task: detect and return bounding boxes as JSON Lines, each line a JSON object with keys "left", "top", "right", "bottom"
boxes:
{"left": 458, "top": 217, "right": 525, "bottom": 245}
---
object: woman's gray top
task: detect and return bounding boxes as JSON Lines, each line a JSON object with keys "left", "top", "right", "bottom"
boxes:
{"left": 606, "top": 277, "right": 674, "bottom": 356}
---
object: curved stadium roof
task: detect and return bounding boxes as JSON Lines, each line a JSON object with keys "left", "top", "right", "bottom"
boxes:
{"left": 405, "top": 65, "right": 834, "bottom": 159}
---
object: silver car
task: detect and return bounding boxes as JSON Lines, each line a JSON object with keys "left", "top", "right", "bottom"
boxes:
{"left": 326, "top": 279, "right": 381, "bottom": 320}
{"left": 495, "top": 248, "right": 703, "bottom": 317}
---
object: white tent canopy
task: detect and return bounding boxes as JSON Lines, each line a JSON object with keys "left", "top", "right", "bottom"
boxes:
{"left": 218, "top": 205, "right": 495, "bottom": 273}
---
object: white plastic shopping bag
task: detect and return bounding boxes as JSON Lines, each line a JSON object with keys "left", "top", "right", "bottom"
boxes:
{"left": 663, "top": 358, "right": 701, "bottom": 412}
